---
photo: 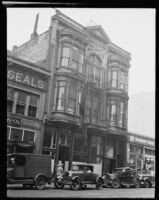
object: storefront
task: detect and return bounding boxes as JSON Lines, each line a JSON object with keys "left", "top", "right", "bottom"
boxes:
{"left": 7, "top": 54, "right": 49, "bottom": 154}
{"left": 126, "top": 132, "right": 155, "bottom": 173}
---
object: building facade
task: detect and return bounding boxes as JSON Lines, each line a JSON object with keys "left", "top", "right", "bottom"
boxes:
{"left": 7, "top": 51, "right": 50, "bottom": 154}
{"left": 7, "top": 10, "right": 131, "bottom": 175}
{"left": 126, "top": 132, "right": 155, "bottom": 173}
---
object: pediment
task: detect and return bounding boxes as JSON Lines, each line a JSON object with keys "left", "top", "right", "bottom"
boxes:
{"left": 86, "top": 25, "right": 111, "bottom": 43}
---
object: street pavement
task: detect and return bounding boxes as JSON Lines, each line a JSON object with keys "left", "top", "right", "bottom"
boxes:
{"left": 7, "top": 184, "right": 155, "bottom": 198}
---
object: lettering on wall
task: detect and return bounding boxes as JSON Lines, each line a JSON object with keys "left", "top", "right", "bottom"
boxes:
{"left": 7, "top": 68, "right": 47, "bottom": 90}
{"left": 7, "top": 117, "right": 21, "bottom": 127}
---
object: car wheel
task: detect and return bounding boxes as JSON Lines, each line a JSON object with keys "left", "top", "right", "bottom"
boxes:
{"left": 35, "top": 176, "right": 46, "bottom": 190}
{"left": 134, "top": 178, "right": 140, "bottom": 188}
{"left": 71, "top": 179, "right": 81, "bottom": 190}
{"left": 112, "top": 179, "right": 120, "bottom": 188}
{"left": 144, "top": 180, "right": 150, "bottom": 188}
{"left": 54, "top": 178, "right": 64, "bottom": 189}
{"left": 96, "top": 178, "right": 103, "bottom": 189}
{"left": 23, "top": 184, "right": 33, "bottom": 189}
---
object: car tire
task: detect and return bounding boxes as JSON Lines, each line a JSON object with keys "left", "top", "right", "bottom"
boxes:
{"left": 54, "top": 178, "right": 64, "bottom": 189}
{"left": 134, "top": 178, "right": 140, "bottom": 188}
{"left": 96, "top": 178, "right": 103, "bottom": 189}
{"left": 144, "top": 180, "right": 151, "bottom": 188}
{"left": 35, "top": 176, "right": 46, "bottom": 190}
{"left": 71, "top": 178, "right": 81, "bottom": 190}
{"left": 112, "top": 179, "right": 120, "bottom": 188}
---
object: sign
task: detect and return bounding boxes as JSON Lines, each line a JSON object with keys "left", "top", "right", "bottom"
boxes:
{"left": 129, "top": 135, "right": 155, "bottom": 146}
{"left": 7, "top": 68, "right": 46, "bottom": 90}
{"left": 7, "top": 117, "right": 21, "bottom": 127}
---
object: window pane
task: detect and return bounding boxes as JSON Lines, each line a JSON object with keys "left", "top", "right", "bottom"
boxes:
{"left": 30, "top": 95, "right": 38, "bottom": 106}
{"left": 10, "top": 128, "right": 23, "bottom": 140}
{"left": 61, "top": 58, "right": 69, "bottom": 66}
{"left": 57, "top": 99, "right": 65, "bottom": 110}
{"left": 28, "top": 106, "right": 37, "bottom": 117}
{"left": 112, "top": 71, "right": 117, "bottom": 79}
{"left": 17, "top": 92, "right": 27, "bottom": 103}
{"left": 23, "top": 130, "right": 35, "bottom": 142}
{"left": 16, "top": 104, "right": 25, "bottom": 115}
{"left": 62, "top": 47, "right": 70, "bottom": 57}
{"left": 59, "top": 87, "right": 65, "bottom": 98}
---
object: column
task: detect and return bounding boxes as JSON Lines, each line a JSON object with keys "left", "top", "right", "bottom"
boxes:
{"left": 68, "top": 130, "right": 74, "bottom": 170}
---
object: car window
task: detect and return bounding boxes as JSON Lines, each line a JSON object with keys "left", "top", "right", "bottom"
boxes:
{"left": 15, "top": 155, "right": 26, "bottom": 166}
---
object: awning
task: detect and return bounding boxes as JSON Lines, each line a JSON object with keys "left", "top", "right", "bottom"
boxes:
{"left": 7, "top": 140, "right": 35, "bottom": 148}
{"left": 17, "top": 142, "right": 34, "bottom": 148}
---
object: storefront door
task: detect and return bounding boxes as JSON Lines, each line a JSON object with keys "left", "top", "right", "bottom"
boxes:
{"left": 58, "top": 145, "right": 70, "bottom": 171}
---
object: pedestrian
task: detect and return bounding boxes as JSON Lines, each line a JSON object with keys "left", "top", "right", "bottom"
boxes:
{"left": 56, "top": 162, "right": 64, "bottom": 176}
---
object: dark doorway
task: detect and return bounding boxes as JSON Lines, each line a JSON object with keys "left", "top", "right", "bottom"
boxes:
{"left": 58, "top": 145, "right": 69, "bottom": 163}
{"left": 110, "top": 159, "right": 116, "bottom": 171}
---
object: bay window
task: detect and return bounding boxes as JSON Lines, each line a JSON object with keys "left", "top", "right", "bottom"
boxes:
{"left": 110, "top": 100, "right": 117, "bottom": 126}
{"left": 111, "top": 70, "right": 118, "bottom": 88}
{"left": 72, "top": 46, "right": 80, "bottom": 69}
{"left": 118, "top": 102, "right": 124, "bottom": 127}
{"left": 56, "top": 81, "right": 67, "bottom": 111}
{"left": 68, "top": 85, "right": 77, "bottom": 114}
{"left": 61, "top": 47, "right": 70, "bottom": 67}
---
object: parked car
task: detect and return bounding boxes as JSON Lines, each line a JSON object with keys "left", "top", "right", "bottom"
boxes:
{"left": 7, "top": 153, "right": 52, "bottom": 189}
{"left": 54, "top": 164, "right": 104, "bottom": 190}
{"left": 103, "top": 167, "right": 141, "bottom": 188}
{"left": 138, "top": 171, "right": 155, "bottom": 188}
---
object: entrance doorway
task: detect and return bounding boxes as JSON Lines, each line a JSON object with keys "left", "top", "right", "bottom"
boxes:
{"left": 58, "top": 145, "right": 70, "bottom": 171}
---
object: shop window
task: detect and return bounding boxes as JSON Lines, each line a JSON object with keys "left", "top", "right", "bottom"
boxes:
{"left": 61, "top": 47, "right": 70, "bottom": 67}
{"left": 16, "top": 92, "right": 27, "bottom": 115}
{"left": 7, "top": 87, "right": 15, "bottom": 113}
{"left": 90, "top": 156, "right": 102, "bottom": 164}
{"left": 105, "top": 145, "right": 114, "bottom": 158}
{"left": 74, "top": 133, "right": 88, "bottom": 153}
{"left": 91, "top": 136, "right": 103, "bottom": 156}
{"left": 56, "top": 81, "right": 67, "bottom": 111}
{"left": 10, "top": 128, "right": 23, "bottom": 141}
{"left": 23, "top": 130, "right": 35, "bottom": 142}
{"left": 73, "top": 154, "right": 89, "bottom": 163}
{"left": 130, "top": 144, "right": 136, "bottom": 153}
{"left": 28, "top": 95, "right": 38, "bottom": 118}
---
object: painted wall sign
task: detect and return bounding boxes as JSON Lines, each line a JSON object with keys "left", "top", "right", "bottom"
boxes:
{"left": 129, "top": 135, "right": 155, "bottom": 146}
{"left": 7, "top": 68, "right": 47, "bottom": 90}
{"left": 7, "top": 117, "right": 21, "bottom": 127}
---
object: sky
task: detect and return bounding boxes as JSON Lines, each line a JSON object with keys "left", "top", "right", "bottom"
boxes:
{"left": 7, "top": 8, "right": 155, "bottom": 137}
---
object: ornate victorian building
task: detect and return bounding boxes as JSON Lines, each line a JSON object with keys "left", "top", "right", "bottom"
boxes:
{"left": 7, "top": 10, "right": 132, "bottom": 175}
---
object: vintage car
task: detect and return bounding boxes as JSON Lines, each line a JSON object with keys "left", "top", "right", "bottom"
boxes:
{"left": 103, "top": 167, "right": 141, "bottom": 188}
{"left": 138, "top": 171, "right": 155, "bottom": 188}
{"left": 7, "top": 153, "right": 52, "bottom": 189}
{"left": 54, "top": 164, "right": 104, "bottom": 190}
